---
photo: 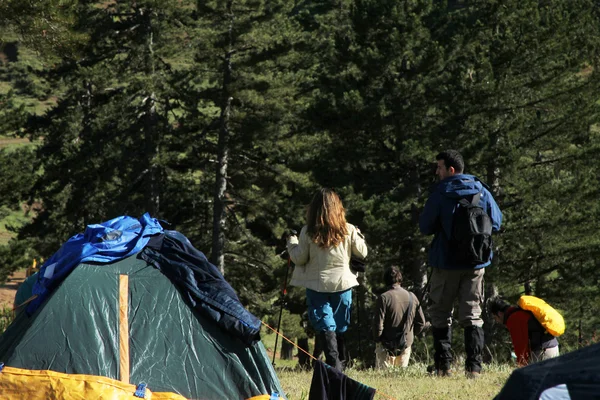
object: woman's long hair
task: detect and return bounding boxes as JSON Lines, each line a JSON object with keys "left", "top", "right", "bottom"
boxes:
{"left": 306, "top": 188, "right": 348, "bottom": 248}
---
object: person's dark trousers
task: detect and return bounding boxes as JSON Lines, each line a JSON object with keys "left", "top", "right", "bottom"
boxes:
{"left": 322, "top": 330, "right": 343, "bottom": 371}
{"left": 336, "top": 333, "right": 348, "bottom": 371}
{"left": 464, "top": 325, "right": 484, "bottom": 373}
{"left": 312, "top": 333, "right": 324, "bottom": 367}
{"left": 433, "top": 326, "right": 453, "bottom": 372}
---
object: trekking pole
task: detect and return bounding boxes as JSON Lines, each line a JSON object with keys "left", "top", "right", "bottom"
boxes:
{"left": 356, "top": 283, "right": 363, "bottom": 358}
{"left": 272, "top": 255, "right": 291, "bottom": 366}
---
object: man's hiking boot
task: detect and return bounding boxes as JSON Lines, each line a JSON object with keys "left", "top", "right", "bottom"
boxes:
{"left": 427, "top": 365, "right": 452, "bottom": 377}
{"left": 466, "top": 371, "right": 480, "bottom": 379}
{"left": 437, "top": 369, "right": 453, "bottom": 377}
{"left": 432, "top": 327, "right": 453, "bottom": 375}
{"left": 464, "top": 326, "right": 484, "bottom": 375}
{"left": 336, "top": 333, "right": 348, "bottom": 371}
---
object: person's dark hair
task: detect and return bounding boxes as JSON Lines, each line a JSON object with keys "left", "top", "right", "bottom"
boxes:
{"left": 383, "top": 266, "right": 402, "bottom": 287}
{"left": 488, "top": 296, "right": 510, "bottom": 316}
{"left": 436, "top": 150, "right": 464, "bottom": 173}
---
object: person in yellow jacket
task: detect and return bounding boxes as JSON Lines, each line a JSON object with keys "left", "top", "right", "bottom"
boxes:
{"left": 286, "top": 188, "right": 368, "bottom": 371}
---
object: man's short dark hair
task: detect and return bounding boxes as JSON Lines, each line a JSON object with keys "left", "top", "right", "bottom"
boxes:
{"left": 383, "top": 266, "right": 402, "bottom": 286}
{"left": 488, "top": 296, "right": 510, "bottom": 316}
{"left": 436, "top": 150, "right": 464, "bottom": 173}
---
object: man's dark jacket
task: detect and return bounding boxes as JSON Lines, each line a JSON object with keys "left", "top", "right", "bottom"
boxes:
{"left": 141, "top": 230, "right": 261, "bottom": 345}
{"left": 419, "top": 174, "right": 503, "bottom": 269}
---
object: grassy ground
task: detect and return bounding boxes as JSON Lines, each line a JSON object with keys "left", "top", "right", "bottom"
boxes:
{"left": 262, "top": 329, "right": 513, "bottom": 399}
{"left": 277, "top": 363, "right": 512, "bottom": 400}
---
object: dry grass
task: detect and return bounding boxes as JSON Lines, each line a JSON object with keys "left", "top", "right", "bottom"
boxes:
{"left": 277, "top": 363, "right": 513, "bottom": 400}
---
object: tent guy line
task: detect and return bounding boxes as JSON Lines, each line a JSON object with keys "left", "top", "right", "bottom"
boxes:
{"left": 261, "top": 320, "right": 397, "bottom": 400}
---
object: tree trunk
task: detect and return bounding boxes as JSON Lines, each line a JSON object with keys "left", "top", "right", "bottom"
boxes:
{"left": 143, "top": 8, "right": 160, "bottom": 215}
{"left": 297, "top": 337, "right": 311, "bottom": 369}
{"left": 578, "top": 303, "right": 584, "bottom": 348}
{"left": 281, "top": 339, "right": 294, "bottom": 360}
{"left": 483, "top": 282, "right": 498, "bottom": 363}
{"left": 144, "top": 92, "right": 160, "bottom": 215}
{"left": 483, "top": 143, "right": 501, "bottom": 362}
{"left": 410, "top": 168, "right": 428, "bottom": 300}
{"left": 211, "top": 0, "right": 234, "bottom": 275}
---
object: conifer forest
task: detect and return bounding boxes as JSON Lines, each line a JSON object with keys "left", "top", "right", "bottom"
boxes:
{"left": 1, "top": 0, "right": 600, "bottom": 365}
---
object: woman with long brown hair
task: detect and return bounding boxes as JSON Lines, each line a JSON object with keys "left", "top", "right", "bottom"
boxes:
{"left": 286, "top": 188, "right": 368, "bottom": 371}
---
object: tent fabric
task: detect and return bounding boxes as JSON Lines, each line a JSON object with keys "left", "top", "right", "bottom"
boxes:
{"left": 0, "top": 365, "right": 187, "bottom": 400}
{"left": 495, "top": 342, "right": 600, "bottom": 400}
{"left": 0, "top": 255, "right": 285, "bottom": 400}
{"left": 13, "top": 272, "right": 37, "bottom": 312}
{"left": 141, "top": 230, "right": 261, "bottom": 345}
{"left": 28, "top": 213, "right": 163, "bottom": 315}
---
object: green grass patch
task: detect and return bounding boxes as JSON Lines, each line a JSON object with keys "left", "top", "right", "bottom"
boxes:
{"left": 10, "top": 93, "right": 53, "bottom": 115}
{"left": 278, "top": 363, "right": 513, "bottom": 400}
{"left": 0, "top": 306, "right": 14, "bottom": 335}
{"left": 0, "top": 207, "right": 30, "bottom": 245}
{"left": 261, "top": 327, "right": 303, "bottom": 370}
{"left": 0, "top": 80, "right": 12, "bottom": 93}
{"left": 0, "top": 137, "right": 39, "bottom": 150}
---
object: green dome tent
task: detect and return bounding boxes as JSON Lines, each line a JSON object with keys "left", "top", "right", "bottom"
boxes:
{"left": 0, "top": 255, "right": 285, "bottom": 400}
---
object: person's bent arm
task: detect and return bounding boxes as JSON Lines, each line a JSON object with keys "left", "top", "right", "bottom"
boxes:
{"left": 413, "top": 296, "right": 428, "bottom": 336}
{"left": 419, "top": 193, "right": 440, "bottom": 235}
{"left": 506, "top": 312, "right": 531, "bottom": 366}
{"left": 485, "top": 189, "right": 503, "bottom": 232}
{"left": 351, "top": 226, "right": 368, "bottom": 259}
{"left": 373, "top": 296, "right": 385, "bottom": 341}
{"left": 286, "top": 227, "right": 310, "bottom": 265}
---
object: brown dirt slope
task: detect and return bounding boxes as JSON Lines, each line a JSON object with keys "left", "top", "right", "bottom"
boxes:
{"left": 0, "top": 138, "right": 32, "bottom": 148}
{"left": 0, "top": 269, "right": 26, "bottom": 309}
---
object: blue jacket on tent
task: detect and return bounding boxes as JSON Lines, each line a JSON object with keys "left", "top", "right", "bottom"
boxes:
{"left": 419, "top": 174, "right": 503, "bottom": 270}
{"left": 27, "top": 213, "right": 164, "bottom": 315}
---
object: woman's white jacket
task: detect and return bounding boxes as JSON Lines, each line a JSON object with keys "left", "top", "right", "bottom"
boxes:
{"left": 286, "top": 223, "right": 368, "bottom": 293}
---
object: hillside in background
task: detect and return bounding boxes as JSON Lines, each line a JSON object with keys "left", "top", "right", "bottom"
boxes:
{"left": 0, "top": 31, "right": 46, "bottom": 247}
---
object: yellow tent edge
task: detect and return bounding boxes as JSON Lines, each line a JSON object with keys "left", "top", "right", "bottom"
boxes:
{"left": 0, "top": 365, "right": 186, "bottom": 400}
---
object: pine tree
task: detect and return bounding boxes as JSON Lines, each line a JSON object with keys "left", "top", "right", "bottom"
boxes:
{"left": 182, "top": 0, "right": 309, "bottom": 282}
{"left": 9, "top": 0, "right": 200, "bottom": 256}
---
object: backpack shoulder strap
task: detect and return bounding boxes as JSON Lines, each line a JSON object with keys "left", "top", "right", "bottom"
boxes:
{"left": 458, "top": 192, "right": 482, "bottom": 207}
{"left": 458, "top": 198, "right": 471, "bottom": 207}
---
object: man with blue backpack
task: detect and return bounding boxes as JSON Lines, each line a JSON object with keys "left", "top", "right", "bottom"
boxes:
{"left": 419, "top": 150, "right": 503, "bottom": 379}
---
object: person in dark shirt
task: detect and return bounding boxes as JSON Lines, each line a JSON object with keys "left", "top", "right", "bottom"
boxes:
{"left": 373, "top": 266, "right": 428, "bottom": 368}
{"left": 488, "top": 297, "right": 559, "bottom": 366}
